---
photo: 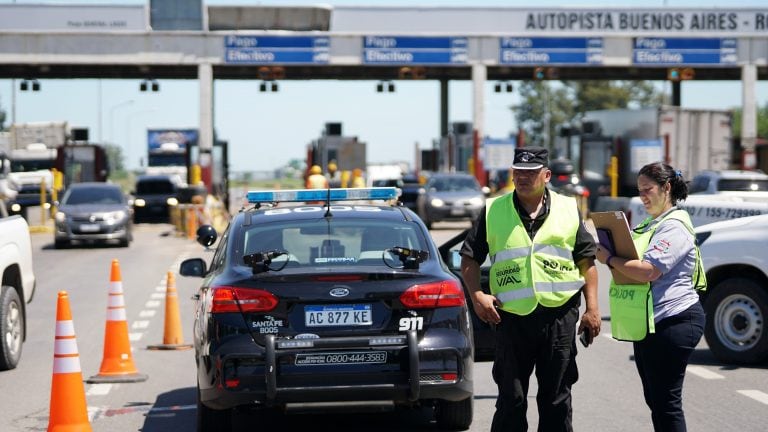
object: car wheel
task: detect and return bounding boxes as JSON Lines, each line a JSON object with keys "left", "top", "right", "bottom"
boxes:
{"left": 0, "top": 287, "right": 24, "bottom": 371}
{"left": 435, "top": 396, "right": 473, "bottom": 431}
{"left": 197, "top": 387, "right": 232, "bottom": 432}
{"left": 54, "top": 239, "right": 69, "bottom": 249}
{"left": 119, "top": 237, "right": 129, "bottom": 248}
{"left": 704, "top": 277, "right": 768, "bottom": 364}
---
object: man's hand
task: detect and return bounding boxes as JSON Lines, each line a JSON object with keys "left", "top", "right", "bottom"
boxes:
{"left": 578, "top": 308, "right": 601, "bottom": 343}
{"left": 472, "top": 292, "right": 501, "bottom": 325}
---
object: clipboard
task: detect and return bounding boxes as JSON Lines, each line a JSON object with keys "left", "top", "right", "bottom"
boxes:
{"left": 591, "top": 211, "right": 643, "bottom": 285}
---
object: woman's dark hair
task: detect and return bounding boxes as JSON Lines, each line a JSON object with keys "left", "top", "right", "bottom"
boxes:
{"left": 638, "top": 162, "right": 688, "bottom": 205}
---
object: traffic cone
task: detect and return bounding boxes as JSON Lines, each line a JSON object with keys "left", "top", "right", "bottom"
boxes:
{"left": 86, "top": 259, "right": 148, "bottom": 383}
{"left": 148, "top": 272, "right": 192, "bottom": 350}
{"left": 48, "top": 291, "right": 92, "bottom": 432}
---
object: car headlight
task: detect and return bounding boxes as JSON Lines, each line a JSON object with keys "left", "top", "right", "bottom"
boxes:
{"left": 469, "top": 197, "right": 484, "bottom": 206}
{"left": 55, "top": 211, "right": 67, "bottom": 223}
{"left": 105, "top": 210, "right": 127, "bottom": 223}
{"left": 10, "top": 203, "right": 21, "bottom": 212}
{"left": 430, "top": 198, "right": 445, "bottom": 207}
{"left": 166, "top": 197, "right": 179, "bottom": 206}
{"left": 134, "top": 198, "right": 146, "bottom": 207}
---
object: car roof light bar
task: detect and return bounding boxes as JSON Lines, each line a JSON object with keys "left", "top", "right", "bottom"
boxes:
{"left": 247, "top": 187, "right": 398, "bottom": 204}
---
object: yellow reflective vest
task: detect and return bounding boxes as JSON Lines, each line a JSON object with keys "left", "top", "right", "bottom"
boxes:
{"left": 486, "top": 191, "right": 585, "bottom": 315}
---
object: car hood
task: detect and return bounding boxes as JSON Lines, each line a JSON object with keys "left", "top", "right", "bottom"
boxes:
{"left": 427, "top": 190, "right": 484, "bottom": 200}
{"left": 59, "top": 203, "right": 128, "bottom": 215}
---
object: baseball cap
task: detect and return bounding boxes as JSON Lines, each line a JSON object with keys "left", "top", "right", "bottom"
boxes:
{"left": 512, "top": 147, "right": 549, "bottom": 170}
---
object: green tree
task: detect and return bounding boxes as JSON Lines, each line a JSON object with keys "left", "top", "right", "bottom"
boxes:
{"left": 514, "top": 80, "right": 664, "bottom": 147}
{"left": 731, "top": 103, "right": 768, "bottom": 139}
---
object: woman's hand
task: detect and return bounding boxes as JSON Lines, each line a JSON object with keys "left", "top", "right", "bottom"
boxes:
{"left": 472, "top": 292, "right": 501, "bottom": 325}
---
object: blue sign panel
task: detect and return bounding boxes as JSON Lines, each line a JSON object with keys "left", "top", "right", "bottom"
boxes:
{"left": 147, "top": 129, "right": 198, "bottom": 152}
{"left": 633, "top": 37, "right": 737, "bottom": 65}
{"left": 224, "top": 35, "right": 329, "bottom": 64}
{"left": 363, "top": 36, "right": 468, "bottom": 64}
{"left": 499, "top": 37, "right": 603, "bottom": 65}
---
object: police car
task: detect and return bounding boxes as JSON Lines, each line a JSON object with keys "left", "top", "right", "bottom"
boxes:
{"left": 180, "top": 188, "right": 474, "bottom": 431}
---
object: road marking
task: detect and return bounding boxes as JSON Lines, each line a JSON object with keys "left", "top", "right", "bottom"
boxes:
{"left": 737, "top": 390, "right": 768, "bottom": 405}
{"left": 86, "top": 384, "right": 112, "bottom": 396}
{"left": 155, "top": 285, "right": 167, "bottom": 292}
{"left": 686, "top": 366, "right": 724, "bottom": 379}
{"left": 128, "top": 332, "right": 143, "bottom": 341}
{"left": 139, "top": 310, "right": 157, "bottom": 318}
{"left": 145, "top": 300, "right": 161, "bottom": 308}
{"left": 132, "top": 320, "right": 150, "bottom": 329}
{"left": 150, "top": 293, "right": 165, "bottom": 299}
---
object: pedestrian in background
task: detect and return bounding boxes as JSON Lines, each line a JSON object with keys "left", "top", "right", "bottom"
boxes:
{"left": 306, "top": 165, "right": 328, "bottom": 189}
{"left": 461, "top": 146, "right": 601, "bottom": 432}
{"left": 595, "top": 161, "right": 706, "bottom": 432}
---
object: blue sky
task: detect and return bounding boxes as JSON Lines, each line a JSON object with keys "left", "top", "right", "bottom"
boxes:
{"left": 1, "top": 0, "right": 767, "bottom": 173}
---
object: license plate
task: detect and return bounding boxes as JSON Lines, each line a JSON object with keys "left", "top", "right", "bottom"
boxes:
{"left": 295, "top": 351, "right": 387, "bottom": 366}
{"left": 305, "top": 304, "right": 372, "bottom": 327}
{"left": 79, "top": 224, "right": 100, "bottom": 232}
{"left": 450, "top": 207, "right": 466, "bottom": 216}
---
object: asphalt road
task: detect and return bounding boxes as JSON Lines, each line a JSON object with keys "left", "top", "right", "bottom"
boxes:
{"left": 0, "top": 220, "right": 766, "bottom": 431}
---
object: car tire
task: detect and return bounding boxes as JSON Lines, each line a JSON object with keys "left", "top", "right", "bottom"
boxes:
{"left": 119, "top": 237, "right": 129, "bottom": 248}
{"left": 54, "top": 239, "right": 69, "bottom": 249}
{"left": 435, "top": 396, "right": 473, "bottom": 431}
{"left": 0, "top": 287, "right": 24, "bottom": 371}
{"left": 704, "top": 277, "right": 768, "bottom": 364}
{"left": 197, "top": 387, "right": 232, "bottom": 432}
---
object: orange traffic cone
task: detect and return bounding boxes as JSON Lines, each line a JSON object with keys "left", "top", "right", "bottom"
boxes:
{"left": 86, "top": 259, "right": 147, "bottom": 383}
{"left": 48, "top": 291, "right": 92, "bottom": 432}
{"left": 148, "top": 272, "right": 192, "bottom": 350}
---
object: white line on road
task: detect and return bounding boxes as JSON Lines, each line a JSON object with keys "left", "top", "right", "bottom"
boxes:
{"left": 86, "top": 384, "right": 112, "bottom": 396}
{"left": 128, "top": 332, "right": 143, "bottom": 341}
{"left": 150, "top": 293, "right": 166, "bottom": 299}
{"left": 139, "top": 310, "right": 157, "bottom": 318}
{"left": 145, "top": 300, "right": 161, "bottom": 308}
{"left": 132, "top": 320, "right": 150, "bottom": 329}
{"left": 156, "top": 285, "right": 167, "bottom": 292}
{"left": 686, "top": 366, "right": 724, "bottom": 379}
{"left": 737, "top": 390, "right": 768, "bottom": 405}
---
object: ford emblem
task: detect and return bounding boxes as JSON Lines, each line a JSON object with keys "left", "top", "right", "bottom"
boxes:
{"left": 329, "top": 287, "right": 350, "bottom": 297}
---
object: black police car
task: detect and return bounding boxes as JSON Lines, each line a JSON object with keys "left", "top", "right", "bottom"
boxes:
{"left": 180, "top": 188, "right": 474, "bottom": 431}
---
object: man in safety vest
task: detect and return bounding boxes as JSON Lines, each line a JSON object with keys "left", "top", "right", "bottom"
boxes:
{"left": 460, "top": 146, "right": 600, "bottom": 432}
{"left": 306, "top": 165, "right": 329, "bottom": 189}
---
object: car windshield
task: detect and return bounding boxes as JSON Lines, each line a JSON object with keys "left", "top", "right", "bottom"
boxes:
{"left": 430, "top": 177, "right": 479, "bottom": 192}
{"left": 136, "top": 179, "right": 176, "bottom": 194}
{"left": 717, "top": 179, "right": 768, "bottom": 192}
{"left": 237, "top": 218, "right": 428, "bottom": 269}
{"left": 62, "top": 187, "right": 124, "bottom": 205}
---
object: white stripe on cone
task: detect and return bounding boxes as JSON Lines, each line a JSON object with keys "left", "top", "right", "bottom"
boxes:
{"left": 56, "top": 320, "right": 75, "bottom": 336}
{"left": 108, "top": 281, "right": 123, "bottom": 294}
{"left": 53, "top": 356, "right": 82, "bottom": 374}
{"left": 54, "top": 339, "right": 79, "bottom": 355}
{"left": 106, "top": 308, "right": 127, "bottom": 321}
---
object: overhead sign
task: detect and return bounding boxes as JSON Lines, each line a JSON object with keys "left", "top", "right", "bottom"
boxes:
{"left": 363, "top": 36, "right": 468, "bottom": 64}
{"left": 633, "top": 37, "right": 737, "bottom": 65}
{"left": 0, "top": 5, "right": 147, "bottom": 31}
{"left": 499, "top": 37, "right": 603, "bottom": 65}
{"left": 224, "top": 36, "right": 330, "bottom": 64}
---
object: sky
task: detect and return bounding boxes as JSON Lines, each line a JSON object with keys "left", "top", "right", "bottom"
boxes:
{"left": 1, "top": 0, "right": 768, "bottom": 174}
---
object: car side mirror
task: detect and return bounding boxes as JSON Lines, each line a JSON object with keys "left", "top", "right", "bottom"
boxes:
{"left": 196, "top": 225, "right": 218, "bottom": 247}
{"left": 179, "top": 258, "right": 207, "bottom": 277}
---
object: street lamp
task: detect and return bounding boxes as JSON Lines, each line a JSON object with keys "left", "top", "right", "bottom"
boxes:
{"left": 109, "top": 99, "right": 135, "bottom": 144}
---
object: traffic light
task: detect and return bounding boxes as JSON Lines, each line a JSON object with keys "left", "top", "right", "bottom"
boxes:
{"left": 532, "top": 67, "right": 559, "bottom": 80}
{"left": 668, "top": 67, "right": 695, "bottom": 81}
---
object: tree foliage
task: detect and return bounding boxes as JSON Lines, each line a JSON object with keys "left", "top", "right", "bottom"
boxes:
{"left": 731, "top": 103, "right": 768, "bottom": 139}
{"left": 514, "top": 80, "right": 665, "bottom": 146}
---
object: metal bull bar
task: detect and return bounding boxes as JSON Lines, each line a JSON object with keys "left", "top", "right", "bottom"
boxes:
{"left": 263, "top": 330, "right": 420, "bottom": 404}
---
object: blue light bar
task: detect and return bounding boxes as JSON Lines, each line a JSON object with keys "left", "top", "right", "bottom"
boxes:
{"left": 247, "top": 187, "right": 398, "bottom": 204}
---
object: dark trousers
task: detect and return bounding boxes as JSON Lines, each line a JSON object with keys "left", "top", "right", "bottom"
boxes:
{"left": 490, "top": 300, "right": 580, "bottom": 432}
{"left": 633, "top": 302, "right": 705, "bottom": 432}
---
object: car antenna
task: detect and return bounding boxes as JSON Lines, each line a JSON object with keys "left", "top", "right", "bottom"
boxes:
{"left": 324, "top": 186, "right": 333, "bottom": 218}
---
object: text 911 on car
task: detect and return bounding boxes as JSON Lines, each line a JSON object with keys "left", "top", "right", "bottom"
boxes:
{"left": 180, "top": 187, "right": 474, "bottom": 431}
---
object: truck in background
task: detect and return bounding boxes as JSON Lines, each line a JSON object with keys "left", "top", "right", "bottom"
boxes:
{"left": 564, "top": 106, "right": 732, "bottom": 210}
{"left": 306, "top": 122, "right": 367, "bottom": 181}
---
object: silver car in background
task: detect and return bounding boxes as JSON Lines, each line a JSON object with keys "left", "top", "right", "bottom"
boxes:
{"left": 416, "top": 173, "right": 488, "bottom": 229}
{"left": 54, "top": 182, "right": 133, "bottom": 248}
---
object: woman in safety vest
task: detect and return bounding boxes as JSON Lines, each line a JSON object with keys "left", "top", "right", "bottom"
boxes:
{"left": 595, "top": 162, "right": 706, "bottom": 432}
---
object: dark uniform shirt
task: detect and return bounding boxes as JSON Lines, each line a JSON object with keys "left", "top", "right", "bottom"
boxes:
{"left": 461, "top": 189, "right": 596, "bottom": 266}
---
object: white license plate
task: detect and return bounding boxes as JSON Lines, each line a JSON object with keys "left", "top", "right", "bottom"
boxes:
{"left": 79, "top": 224, "right": 100, "bottom": 232}
{"left": 295, "top": 351, "right": 387, "bottom": 366}
{"left": 450, "top": 207, "right": 466, "bottom": 216}
{"left": 305, "top": 304, "right": 372, "bottom": 327}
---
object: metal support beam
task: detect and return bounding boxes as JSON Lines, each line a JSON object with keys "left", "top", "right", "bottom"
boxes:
{"left": 198, "top": 63, "right": 214, "bottom": 189}
{"left": 741, "top": 63, "right": 758, "bottom": 169}
{"left": 440, "top": 78, "right": 449, "bottom": 138}
{"left": 472, "top": 64, "right": 486, "bottom": 186}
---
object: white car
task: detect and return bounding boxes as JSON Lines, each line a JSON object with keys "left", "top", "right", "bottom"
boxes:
{"left": 695, "top": 214, "right": 768, "bottom": 364}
